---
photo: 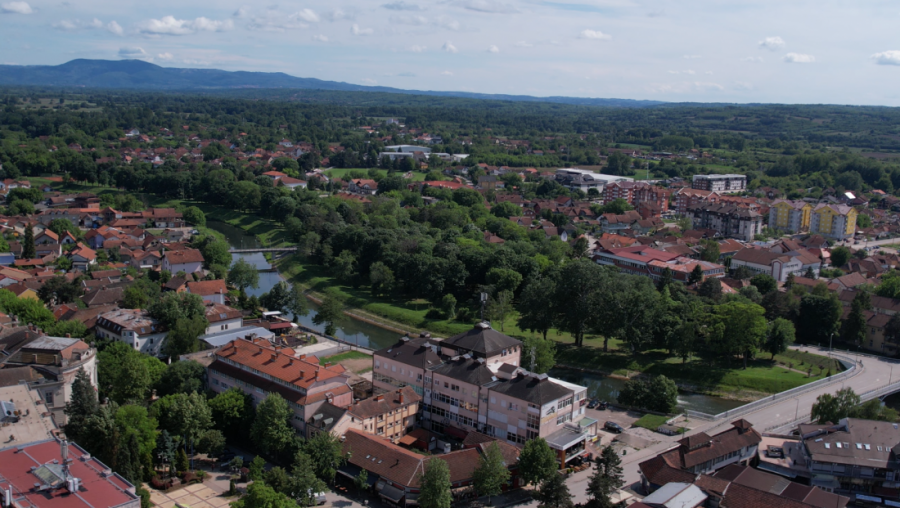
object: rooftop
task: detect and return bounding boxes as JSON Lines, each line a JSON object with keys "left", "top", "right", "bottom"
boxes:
{"left": 442, "top": 323, "right": 522, "bottom": 357}
{"left": 0, "top": 384, "right": 58, "bottom": 445}
{"left": 97, "top": 309, "right": 162, "bottom": 335}
{"left": 348, "top": 386, "right": 422, "bottom": 420}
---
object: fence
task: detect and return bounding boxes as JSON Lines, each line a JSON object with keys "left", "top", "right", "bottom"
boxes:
{"left": 685, "top": 352, "right": 860, "bottom": 422}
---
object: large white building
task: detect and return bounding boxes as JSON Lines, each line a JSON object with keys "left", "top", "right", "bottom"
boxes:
{"left": 692, "top": 174, "right": 746, "bottom": 193}
{"left": 96, "top": 309, "right": 167, "bottom": 356}
{"left": 555, "top": 168, "right": 633, "bottom": 193}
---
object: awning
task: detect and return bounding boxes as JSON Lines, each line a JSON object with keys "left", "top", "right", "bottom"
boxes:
{"left": 337, "top": 464, "right": 379, "bottom": 486}
{"left": 444, "top": 426, "right": 468, "bottom": 440}
{"left": 379, "top": 484, "right": 406, "bottom": 504}
{"left": 886, "top": 501, "right": 900, "bottom": 508}
{"left": 398, "top": 435, "right": 418, "bottom": 446}
{"left": 856, "top": 495, "right": 882, "bottom": 503}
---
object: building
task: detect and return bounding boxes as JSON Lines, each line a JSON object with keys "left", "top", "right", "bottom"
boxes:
{"left": 207, "top": 338, "right": 353, "bottom": 433}
{"left": 602, "top": 182, "right": 670, "bottom": 216}
{"left": 372, "top": 324, "right": 593, "bottom": 465}
{"left": 809, "top": 204, "right": 858, "bottom": 241}
{"left": 307, "top": 386, "right": 422, "bottom": 440}
{"left": 689, "top": 463, "right": 849, "bottom": 508}
{"left": 0, "top": 384, "right": 59, "bottom": 445}
{"left": 349, "top": 179, "right": 379, "bottom": 196}
{"left": 640, "top": 482, "right": 707, "bottom": 508}
{"left": 673, "top": 188, "right": 720, "bottom": 215}
{"left": 198, "top": 326, "right": 274, "bottom": 349}
{"left": 639, "top": 419, "right": 762, "bottom": 493}
{"left": 1, "top": 336, "right": 97, "bottom": 425}
{"left": 96, "top": 309, "right": 167, "bottom": 356}
{"left": 0, "top": 438, "right": 141, "bottom": 508}
{"left": 730, "top": 248, "right": 804, "bottom": 282}
{"left": 554, "top": 168, "right": 632, "bottom": 193}
{"left": 692, "top": 174, "right": 747, "bottom": 193}
{"left": 593, "top": 245, "right": 726, "bottom": 283}
{"left": 203, "top": 303, "right": 243, "bottom": 335}
{"left": 686, "top": 203, "right": 763, "bottom": 242}
{"left": 186, "top": 279, "right": 228, "bottom": 304}
{"left": 385, "top": 145, "right": 432, "bottom": 153}
{"left": 161, "top": 248, "right": 204, "bottom": 274}
{"left": 769, "top": 199, "right": 813, "bottom": 234}
{"left": 338, "top": 428, "right": 518, "bottom": 507}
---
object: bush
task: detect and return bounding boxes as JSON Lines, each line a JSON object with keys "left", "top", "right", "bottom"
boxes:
{"left": 425, "top": 308, "right": 443, "bottom": 319}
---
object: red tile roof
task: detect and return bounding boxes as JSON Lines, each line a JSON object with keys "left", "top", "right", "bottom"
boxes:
{"left": 186, "top": 279, "right": 227, "bottom": 296}
{"left": 164, "top": 248, "right": 205, "bottom": 264}
{"left": 215, "top": 338, "right": 346, "bottom": 390}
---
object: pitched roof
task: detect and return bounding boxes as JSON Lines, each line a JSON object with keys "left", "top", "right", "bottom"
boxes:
{"left": 348, "top": 386, "right": 422, "bottom": 420}
{"left": 489, "top": 372, "right": 573, "bottom": 405}
{"left": 215, "top": 338, "right": 347, "bottom": 390}
{"left": 442, "top": 322, "right": 522, "bottom": 356}
{"left": 374, "top": 336, "right": 443, "bottom": 369}
{"left": 429, "top": 357, "right": 498, "bottom": 386}
{"left": 186, "top": 279, "right": 227, "bottom": 296}
{"left": 732, "top": 248, "right": 790, "bottom": 266}
{"left": 164, "top": 248, "right": 205, "bottom": 264}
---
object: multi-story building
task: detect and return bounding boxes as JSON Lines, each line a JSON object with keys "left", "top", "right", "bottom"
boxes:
{"left": 673, "top": 188, "right": 720, "bottom": 215}
{"left": 306, "top": 386, "right": 422, "bottom": 441}
{"left": 602, "top": 182, "right": 670, "bottom": 216}
{"left": 809, "top": 204, "right": 857, "bottom": 240}
{"left": 692, "top": 174, "right": 746, "bottom": 193}
{"left": 639, "top": 419, "right": 762, "bottom": 493}
{"left": 373, "top": 324, "right": 593, "bottom": 465}
{"left": 208, "top": 338, "right": 353, "bottom": 433}
{"left": 792, "top": 418, "right": 900, "bottom": 503}
{"left": 686, "top": 204, "right": 763, "bottom": 242}
{"left": 96, "top": 309, "right": 168, "bottom": 356}
{"left": 593, "top": 245, "right": 726, "bottom": 283}
{"left": 554, "top": 168, "right": 632, "bottom": 193}
{"left": 769, "top": 199, "right": 812, "bottom": 233}
{"left": 730, "top": 248, "right": 804, "bottom": 282}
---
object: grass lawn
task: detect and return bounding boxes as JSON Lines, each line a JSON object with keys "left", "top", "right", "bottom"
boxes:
{"left": 319, "top": 351, "right": 371, "bottom": 365}
{"left": 632, "top": 414, "right": 669, "bottom": 431}
{"left": 325, "top": 168, "right": 427, "bottom": 182}
{"left": 147, "top": 197, "right": 291, "bottom": 247}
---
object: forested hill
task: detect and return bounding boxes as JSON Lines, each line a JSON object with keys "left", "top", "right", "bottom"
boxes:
{"left": 0, "top": 59, "right": 664, "bottom": 108}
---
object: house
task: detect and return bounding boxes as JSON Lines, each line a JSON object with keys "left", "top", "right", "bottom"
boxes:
{"left": 809, "top": 204, "right": 857, "bottom": 241}
{"left": 161, "top": 248, "right": 204, "bottom": 274}
{"left": 689, "top": 464, "right": 849, "bottom": 508}
{"left": 96, "top": 308, "right": 167, "bottom": 357}
{"left": 186, "top": 279, "right": 228, "bottom": 304}
{"left": 262, "top": 170, "right": 287, "bottom": 181}
{"left": 349, "top": 179, "right": 379, "bottom": 195}
{"left": 640, "top": 483, "right": 707, "bottom": 508}
{"left": 278, "top": 177, "right": 307, "bottom": 190}
{"left": 673, "top": 188, "right": 720, "bottom": 215}
{"left": 307, "top": 386, "right": 422, "bottom": 440}
{"left": 730, "top": 248, "right": 803, "bottom": 282}
{"left": 603, "top": 182, "right": 670, "bottom": 216}
{"left": 67, "top": 243, "right": 97, "bottom": 271}
{"left": 203, "top": 303, "right": 243, "bottom": 335}
{"left": 207, "top": 338, "right": 353, "bottom": 433}
{"left": 769, "top": 199, "right": 813, "bottom": 234}
{"left": 33, "top": 230, "right": 59, "bottom": 245}
{"left": 593, "top": 245, "right": 726, "bottom": 283}
{"left": 639, "top": 419, "right": 762, "bottom": 493}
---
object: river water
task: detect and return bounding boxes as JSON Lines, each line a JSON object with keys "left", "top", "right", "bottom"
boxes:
{"left": 209, "top": 221, "right": 750, "bottom": 415}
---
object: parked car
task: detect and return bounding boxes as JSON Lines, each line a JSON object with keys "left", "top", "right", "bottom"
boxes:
{"left": 597, "top": 401, "right": 609, "bottom": 410}
{"left": 604, "top": 421, "right": 624, "bottom": 434}
{"left": 587, "top": 399, "right": 599, "bottom": 409}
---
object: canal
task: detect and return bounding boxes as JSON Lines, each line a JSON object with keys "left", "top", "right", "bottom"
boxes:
{"left": 209, "top": 221, "right": 751, "bottom": 415}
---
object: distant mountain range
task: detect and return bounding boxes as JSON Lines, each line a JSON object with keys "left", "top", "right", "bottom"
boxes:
{"left": 0, "top": 59, "right": 664, "bottom": 108}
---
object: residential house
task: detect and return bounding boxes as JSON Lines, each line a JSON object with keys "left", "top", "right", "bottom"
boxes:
{"left": 349, "top": 179, "right": 379, "bottom": 196}
{"left": 278, "top": 177, "right": 307, "bottom": 190}
{"left": 67, "top": 243, "right": 97, "bottom": 271}
{"left": 809, "top": 204, "right": 858, "bottom": 241}
{"left": 603, "top": 182, "right": 670, "bottom": 217}
{"left": 307, "top": 386, "right": 422, "bottom": 440}
{"left": 96, "top": 308, "right": 167, "bottom": 357}
{"left": 594, "top": 245, "right": 725, "bottom": 283}
{"left": 161, "top": 248, "right": 204, "bottom": 274}
{"left": 673, "top": 188, "right": 720, "bottom": 215}
{"left": 204, "top": 303, "right": 243, "bottom": 335}
{"left": 208, "top": 338, "right": 353, "bottom": 433}
{"left": 186, "top": 279, "right": 228, "bottom": 304}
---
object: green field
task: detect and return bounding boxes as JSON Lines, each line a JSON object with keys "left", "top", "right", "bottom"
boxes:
{"left": 632, "top": 414, "right": 670, "bottom": 431}
{"left": 319, "top": 351, "right": 371, "bottom": 365}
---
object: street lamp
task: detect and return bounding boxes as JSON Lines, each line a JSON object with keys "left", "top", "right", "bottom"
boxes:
{"left": 794, "top": 398, "right": 800, "bottom": 421}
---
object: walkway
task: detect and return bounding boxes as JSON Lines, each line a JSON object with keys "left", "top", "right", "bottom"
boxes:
{"left": 228, "top": 247, "right": 297, "bottom": 253}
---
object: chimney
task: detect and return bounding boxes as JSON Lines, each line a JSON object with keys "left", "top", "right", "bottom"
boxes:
{"left": 271, "top": 353, "right": 278, "bottom": 361}
{"left": 65, "top": 334, "right": 71, "bottom": 338}
{"left": 375, "top": 395, "right": 384, "bottom": 402}
{"left": 324, "top": 362, "right": 331, "bottom": 368}
{"left": 398, "top": 392, "right": 404, "bottom": 404}
{"left": 298, "top": 371, "right": 304, "bottom": 379}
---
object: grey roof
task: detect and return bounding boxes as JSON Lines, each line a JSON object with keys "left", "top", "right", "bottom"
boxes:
{"left": 801, "top": 418, "right": 900, "bottom": 469}
{"left": 374, "top": 337, "right": 442, "bottom": 369}
{"left": 442, "top": 323, "right": 521, "bottom": 357}
{"left": 308, "top": 402, "right": 348, "bottom": 432}
{"left": 489, "top": 372, "right": 573, "bottom": 405}
{"left": 200, "top": 326, "right": 275, "bottom": 347}
{"left": 429, "top": 357, "right": 497, "bottom": 386}
{"left": 21, "top": 336, "right": 80, "bottom": 351}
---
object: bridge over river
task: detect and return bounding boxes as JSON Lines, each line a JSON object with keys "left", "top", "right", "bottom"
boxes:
{"left": 228, "top": 247, "right": 297, "bottom": 254}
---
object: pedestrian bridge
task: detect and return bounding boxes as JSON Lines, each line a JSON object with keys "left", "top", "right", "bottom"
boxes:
{"left": 228, "top": 247, "right": 298, "bottom": 254}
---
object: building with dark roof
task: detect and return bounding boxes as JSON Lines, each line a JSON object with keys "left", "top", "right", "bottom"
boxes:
{"left": 440, "top": 322, "right": 523, "bottom": 361}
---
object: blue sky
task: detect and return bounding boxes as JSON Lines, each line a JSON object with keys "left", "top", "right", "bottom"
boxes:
{"left": 2, "top": 0, "right": 900, "bottom": 105}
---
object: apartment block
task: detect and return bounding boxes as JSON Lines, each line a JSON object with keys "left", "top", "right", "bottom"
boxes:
{"left": 686, "top": 203, "right": 763, "bottom": 242}
{"left": 372, "top": 324, "right": 594, "bottom": 466}
{"left": 769, "top": 199, "right": 812, "bottom": 233}
{"left": 603, "top": 181, "right": 671, "bottom": 216}
{"left": 809, "top": 204, "right": 857, "bottom": 240}
{"left": 692, "top": 174, "right": 747, "bottom": 193}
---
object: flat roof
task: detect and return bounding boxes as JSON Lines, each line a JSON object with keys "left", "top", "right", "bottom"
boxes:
{"left": 200, "top": 326, "right": 275, "bottom": 347}
{"left": 544, "top": 426, "right": 587, "bottom": 451}
{"left": 0, "top": 385, "right": 58, "bottom": 444}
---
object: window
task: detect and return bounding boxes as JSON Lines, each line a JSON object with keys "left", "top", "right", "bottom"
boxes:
{"left": 557, "top": 413, "right": 572, "bottom": 425}
{"left": 45, "top": 392, "right": 53, "bottom": 405}
{"left": 375, "top": 360, "right": 381, "bottom": 368}
{"left": 527, "top": 414, "right": 539, "bottom": 430}
{"left": 451, "top": 384, "right": 460, "bottom": 392}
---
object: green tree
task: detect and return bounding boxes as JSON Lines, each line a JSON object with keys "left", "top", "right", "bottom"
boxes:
{"left": 22, "top": 226, "right": 35, "bottom": 259}
{"left": 553, "top": 260, "right": 606, "bottom": 347}
{"left": 840, "top": 291, "right": 871, "bottom": 345}
{"left": 312, "top": 292, "right": 345, "bottom": 336}
{"left": 750, "top": 274, "right": 778, "bottom": 294}
{"left": 595, "top": 275, "right": 661, "bottom": 353}
{"left": 197, "top": 429, "right": 226, "bottom": 456}
{"left": 517, "top": 276, "right": 556, "bottom": 340}
{"left": 537, "top": 471, "right": 573, "bottom": 508}
{"left": 163, "top": 315, "right": 208, "bottom": 357}
{"left": 331, "top": 250, "right": 357, "bottom": 282}
{"left": 798, "top": 293, "right": 843, "bottom": 344}
{"left": 150, "top": 392, "right": 213, "bottom": 444}
{"left": 264, "top": 466, "right": 293, "bottom": 495}
{"left": 765, "top": 318, "right": 796, "bottom": 359}
{"left": 303, "top": 430, "right": 346, "bottom": 483}
{"left": 698, "top": 240, "right": 720, "bottom": 262}
{"left": 811, "top": 388, "right": 861, "bottom": 424}
{"left": 99, "top": 342, "right": 153, "bottom": 404}
{"left": 369, "top": 261, "right": 395, "bottom": 296}
{"left": 231, "top": 481, "right": 299, "bottom": 508}
{"left": 440, "top": 294, "right": 457, "bottom": 320}
{"left": 210, "top": 387, "right": 256, "bottom": 439}
{"left": 418, "top": 458, "right": 452, "bottom": 508}
{"left": 522, "top": 336, "right": 556, "bottom": 374}
{"left": 63, "top": 368, "right": 99, "bottom": 444}
{"left": 472, "top": 442, "right": 510, "bottom": 503}
{"left": 182, "top": 206, "right": 206, "bottom": 227}
{"left": 228, "top": 257, "right": 260, "bottom": 292}
{"left": 251, "top": 393, "right": 295, "bottom": 459}
{"left": 486, "top": 267, "right": 523, "bottom": 294}
{"left": 123, "top": 277, "right": 161, "bottom": 309}
{"left": 600, "top": 198, "right": 633, "bottom": 215}
{"left": 708, "top": 302, "right": 767, "bottom": 368}
{"left": 517, "top": 438, "right": 558, "bottom": 486}
{"left": 486, "top": 290, "right": 514, "bottom": 331}
{"left": 687, "top": 264, "right": 704, "bottom": 285}
{"left": 9, "top": 199, "right": 35, "bottom": 216}
{"left": 155, "top": 360, "right": 206, "bottom": 396}
{"left": 586, "top": 447, "right": 623, "bottom": 508}
{"left": 649, "top": 375, "right": 680, "bottom": 413}
{"left": 291, "top": 451, "right": 328, "bottom": 506}
{"left": 37, "top": 275, "right": 82, "bottom": 305}
{"left": 830, "top": 246, "right": 852, "bottom": 268}
{"left": 492, "top": 201, "right": 522, "bottom": 218}
{"left": 248, "top": 455, "right": 266, "bottom": 481}
{"left": 48, "top": 218, "right": 79, "bottom": 237}
{"left": 353, "top": 469, "right": 369, "bottom": 493}
{"left": 148, "top": 291, "right": 206, "bottom": 329}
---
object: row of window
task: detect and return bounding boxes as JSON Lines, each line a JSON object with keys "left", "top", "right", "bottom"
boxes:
{"left": 219, "top": 357, "right": 307, "bottom": 395}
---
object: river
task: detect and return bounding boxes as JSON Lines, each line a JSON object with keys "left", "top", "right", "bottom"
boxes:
{"left": 208, "top": 221, "right": 749, "bottom": 415}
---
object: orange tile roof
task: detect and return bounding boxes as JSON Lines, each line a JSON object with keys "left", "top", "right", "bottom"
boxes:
{"left": 215, "top": 338, "right": 347, "bottom": 390}
{"left": 186, "top": 279, "right": 227, "bottom": 296}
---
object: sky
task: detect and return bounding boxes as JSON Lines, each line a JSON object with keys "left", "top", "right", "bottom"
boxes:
{"left": 2, "top": 0, "right": 900, "bottom": 105}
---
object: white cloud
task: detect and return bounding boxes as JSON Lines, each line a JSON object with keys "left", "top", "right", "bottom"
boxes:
{"left": 118, "top": 47, "right": 150, "bottom": 59}
{"left": 433, "top": 16, "right": 460, "bottom": 31}
{"left": 694, "top": 81, "right": 723, "bottom": 91}
{"left": 107, "top": 21, "right": 123, "bottom": 36}
{"left": 683, "top": 54, "right": 701, "bottom": 59}
{"left": 324, "top": 9, "right": 352, "bottom": 21}
{"left": 441, "top": 70, "right": 454, "bottom": 76}
{"left": 488, "top": 45, "right": 499, "bottom": 53}
{"left": 442, "top": 41, "right": 458, "bottom": 53}
{"left": 704, "top": 71, "right": 713, "bottom": 75}
{"left": 53, "top": 18, "right": 107, "bottom": 31}
{"left": 759, "top": 36, "right": 785, "bottom": 50}
{"left": 1, "top": 2, "right": 32, "bottom": 14}
{"left": 233, "top": 6, "right": 249, "bottom": 18}
{"left": 579, "top": 29, "right": 611, "bottom": 40}
{"left": 871, "top": 50, "right": 900, "bottom": 66}
{"left": 158, "top": 52, "right": 174, "bottom": 60}
{"left": 137, "top": 16, "right": 233, "bottom": 36}
{"left": 246, "top": 10, "right": 320, "bottom": 31}
{"left": 383, "top": 1, "right": 422, "bottom": 10}
{"left": 391, "top": 14, "right": 427, "bottom": 25}
{"left": 784, "top": 52, "right": 815, "bottom": 63}
{"left": 311, "top": 34, "right": 328, "bottom": 42}
{"left": 515, "top": 41, "right": 532, "bottom": 48}
{"left": 668, "top": 70, "right": 696, "bottom": 75}
{"left": 455, "top": 0, "right": 519, "bottom": 14}
{"left": 410, "top": 45, "right": 426, "bottom": 52}
{"left": 743, "top": 56, "right": 764, "bottom": 63}
{"left": 352, "top": 23, "right": 373, "bottom": 35}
